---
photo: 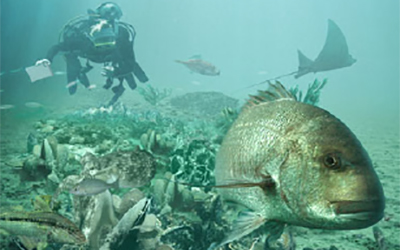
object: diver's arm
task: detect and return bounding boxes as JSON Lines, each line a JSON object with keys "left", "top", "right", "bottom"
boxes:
{"left": 46, "top": 44, "right": 66, "bottom": 63}
{"left": 36, "top": 43, "right": 65, "bottom": 66}
{"left": 36, "top": 43, "right": 66, "bottom": 65}
{"left": 46, "top": 39, "right": 87, "bottom": 62}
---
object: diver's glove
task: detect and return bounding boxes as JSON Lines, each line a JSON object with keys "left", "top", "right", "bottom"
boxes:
{"left": 35, "top": 59, "right": 51, "bottom": 67}
{"left": 101, "top": 65, "right": 115, "bottom": 78}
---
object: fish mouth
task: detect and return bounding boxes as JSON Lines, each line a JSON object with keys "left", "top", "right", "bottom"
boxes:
{"left": 330, "top": 200, "right": 384, "bottom": 221}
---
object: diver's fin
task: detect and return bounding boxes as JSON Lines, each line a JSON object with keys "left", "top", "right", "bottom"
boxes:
{"left": 294, "top": 50, "right": 313, "bottom": 78}
{"left": 217, "top": 211, "right": 268, "bottom": 247}
{"left": 244, "top": 82, "right": 296, "bottom": 109}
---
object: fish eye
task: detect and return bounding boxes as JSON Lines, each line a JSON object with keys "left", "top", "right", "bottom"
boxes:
{"left": 323, "top": 153, "right": 341, "bottom": 170}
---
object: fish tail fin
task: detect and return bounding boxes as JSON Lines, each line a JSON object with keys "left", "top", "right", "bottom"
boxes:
{"left": 175, "top": 60, "right": 184, "bottom": 64}
{"left": 244, "top": 81, "right": 296, "bottom": 109}
{"left": 295, "top": 50, "right": 313, "bottom": 78}
{"left": 109, "top": 175, "right": 120, "bottom": 189}
{"left": 114, "top": 178, "right": 120, "bottom": 189}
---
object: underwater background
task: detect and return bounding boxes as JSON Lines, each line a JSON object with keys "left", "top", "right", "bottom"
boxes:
{"left": 0, "top": 1, "right": 399, "bottom": 250}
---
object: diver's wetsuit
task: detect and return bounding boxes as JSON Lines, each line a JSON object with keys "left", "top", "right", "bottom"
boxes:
{"left": 46, "top": 19, "right": 148, "bottom": 105}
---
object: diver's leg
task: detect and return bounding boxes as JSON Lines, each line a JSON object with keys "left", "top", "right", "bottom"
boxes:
{"left": 65, "top": 54, "right": 81, "bottom": 95}
{"left": 111, "top": 81, "right": 125, "bottom": 95}
{"left": 103, "top": 77, "right": 114, "bottom": 89}
{"left": 77, "top": 61, "right": 91, "bottom": 88}
{"left": 78, "top": 71, "right": 90, "bottom": 88}
{"left": 108, "top": 82, "right": 125, "bottom": 106}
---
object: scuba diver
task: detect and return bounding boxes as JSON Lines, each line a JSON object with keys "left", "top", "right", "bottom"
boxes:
{"left": 36, "top": 2, "right": 149, "bottom": 106}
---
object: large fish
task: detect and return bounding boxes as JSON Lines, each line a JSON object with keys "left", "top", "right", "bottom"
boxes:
{"left": 214, "top": 82, "right": 385, "bottom": 246}
{"left": 175, "top": 58, "right": 220, "bottom": 76}
{"left": 0, "top": 210, "right": 86, "bottom": 244}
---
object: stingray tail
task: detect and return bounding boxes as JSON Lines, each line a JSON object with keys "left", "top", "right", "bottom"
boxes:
{"left": 295, "top": 50, "right": 314, "bottom": 78}
{"left": 233, "top": 71, "right": 297, "bottom": 93}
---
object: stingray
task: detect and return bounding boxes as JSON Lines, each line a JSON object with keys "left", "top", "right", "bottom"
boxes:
{"left": 246, "top": 19, "right": 356, "bottom": 89}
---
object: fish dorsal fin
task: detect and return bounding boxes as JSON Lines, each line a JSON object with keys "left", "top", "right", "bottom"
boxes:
{"left": 189, "top": 54, "right": 202, "bottom": 60}
{"left": 245, "top": 81, "right": 296, "bottom": 109}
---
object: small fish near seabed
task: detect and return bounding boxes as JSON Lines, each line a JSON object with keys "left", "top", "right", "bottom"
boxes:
{"left": 0, "top": 210, "right": 86, "bottom": 245}
{"left": 25, "top": 102, "right": 44, "bottom": 109}
{"left": 212, "top": 82, "right": 385, "bottom": 247}
{"left": 0, "top": 104, "right": 15, "bottom": 110}
{"left": 175, "top": 56, "right": 220, "bottom": 76}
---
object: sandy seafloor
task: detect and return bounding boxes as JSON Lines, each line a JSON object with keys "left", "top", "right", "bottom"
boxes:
{"left": 0, "top": 87, "right": 399, "bottom": 250}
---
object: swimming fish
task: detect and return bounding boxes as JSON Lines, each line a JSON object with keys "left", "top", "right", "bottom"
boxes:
{"left": 214, "top": 82, "right": 385, "bottom": 246}
{"left": 69, "top": 178, "right": 119, "bottom": 196}
{"left": 175, "top": 58, "right": 220, "bottom": 76}
{"left": 0, "top": 104, "right": 15, "bottom": 110}
{"left": 53, "top": 71, "right": 66, "bottom": 76}
{"left": 25, "top": 102, "right": 44, "bottom": 108}
{"left": 0, "top": 210, "right": 86, "bottom": 244}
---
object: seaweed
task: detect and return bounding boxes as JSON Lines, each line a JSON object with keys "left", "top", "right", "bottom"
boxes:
{"left": 170, "top": 138, "right": 217, "bottom": 188}
{"left": 289, "top": 78, "right": 328, "bottom": 106}
{"left": 138, "top": 85, "right": 172, "bottom": 106}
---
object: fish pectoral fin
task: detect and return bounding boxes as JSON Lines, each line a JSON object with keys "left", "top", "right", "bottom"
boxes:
{"left": 217, "top": 211, "right": 267, "bottom": 247}
{"left": 213, "top": 177, "right": 275, "bottom": 189}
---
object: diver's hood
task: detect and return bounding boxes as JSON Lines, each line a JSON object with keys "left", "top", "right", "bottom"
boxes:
{"left": 87, "top": 19, "right": 119, "bottom": 49}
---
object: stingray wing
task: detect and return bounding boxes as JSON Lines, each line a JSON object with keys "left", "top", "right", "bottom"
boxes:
{"left": 294, "top": 50, "right": 314, "bottom": 78}
{"left": 312, "top": 19, "right": 356, "bottom": 72}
